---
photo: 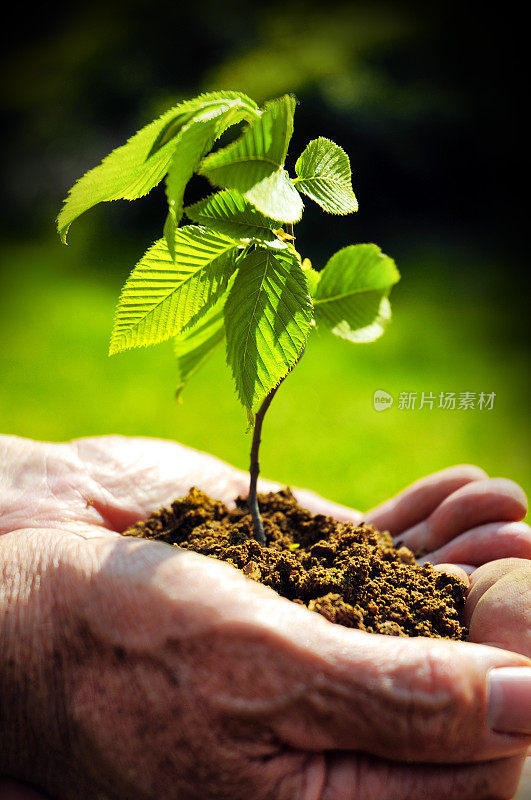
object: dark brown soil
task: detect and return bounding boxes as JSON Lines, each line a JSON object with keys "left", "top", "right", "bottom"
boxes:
{"left": 123, "top": 488, "right": 467, "bottom": 640}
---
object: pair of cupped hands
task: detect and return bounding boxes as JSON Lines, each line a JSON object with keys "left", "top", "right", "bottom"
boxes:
{"left": 0, "top": 435, "right": 530, "bottom": 800}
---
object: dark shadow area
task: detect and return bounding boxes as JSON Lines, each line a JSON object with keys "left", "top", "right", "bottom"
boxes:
{"left": 0, "top": 1, "right": 527, "bottom": 263}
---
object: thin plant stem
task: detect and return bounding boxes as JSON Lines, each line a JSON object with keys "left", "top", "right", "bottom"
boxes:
{"left": 248, "top": 348, "right": 304, "bottom": 544}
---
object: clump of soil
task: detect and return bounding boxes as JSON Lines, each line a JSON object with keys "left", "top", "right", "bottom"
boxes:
{"left": 123, "top": 488, "right": 467, "bottom": 640}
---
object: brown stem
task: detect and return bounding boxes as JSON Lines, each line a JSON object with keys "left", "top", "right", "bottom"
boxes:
{"left": 248, "top": 348, "right": 304, "bottom": 544}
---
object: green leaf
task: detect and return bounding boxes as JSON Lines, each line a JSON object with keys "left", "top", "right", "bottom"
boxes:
{"left": 145, "top": 110, "right": 197, "bottom": 159}
{"left": 109, "top": 226, "right": 240, "bottom": 354}
{"left": 165, "top": 100, "right": 260, "bottom": 246}
{"left": 224, "top": 246, "right": 313, "bottom": 411}
{"left": 149, "top": 95, "right": 258, "bottom": 159}
{"left": 294, "top": 137, "right": 358, "bottom": 214}
{"left": 185, "top": 188, "right": 279, "bottom": 242}
{"left": 313, "top": 244, "right": 399, "bottom": 342}
{"left": 174, "top": 300, "right": 225, "bottom": 400}
{"left": 163, "top": 210, "right": 177, "bottom": 261}
{"left": 199, "top": 95, "right": 296, "bottom": 192}
{"left": 57, "top": 90, "right": 258, "bottom": 243}
{"left": 244, "top": 169, "right": 303, "bottom": 223}
{"left": 301, "top": 259, "right": 321, "bottom": 296}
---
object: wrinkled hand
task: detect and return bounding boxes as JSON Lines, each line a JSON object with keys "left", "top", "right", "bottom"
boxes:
{"left": 0, "top": 435, "right": 530, "bottom": 800}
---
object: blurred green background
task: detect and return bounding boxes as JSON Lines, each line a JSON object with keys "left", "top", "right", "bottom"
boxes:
{"left": 0, "top": 1, "right": 529, "bottom": 511}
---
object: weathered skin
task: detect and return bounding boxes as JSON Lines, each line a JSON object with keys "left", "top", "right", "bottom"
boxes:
{"left": 0, "top": 435, "right": 530, "bottom": 800}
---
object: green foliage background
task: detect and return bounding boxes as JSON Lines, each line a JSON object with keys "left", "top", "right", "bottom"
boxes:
{"left": 0, "top": 2, "right": 529, "bottom": 512}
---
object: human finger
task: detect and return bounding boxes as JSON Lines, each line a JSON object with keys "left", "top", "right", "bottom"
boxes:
{"left": 432, "top": 563, "right": 471, "bottom": 583}
{"left": 69, "top": 523, "right": 531, "bottom": 763}
{"left": 320, "top": 751, "right": 527, "bottom": 800}
{"left": 464, "top": 561, "right": 531, "bottom": 658}
{"left": 4, "top": 528, "right": 531, "bottom": 800}
{"left": 266, "top": 631, "right": 531, "bottom": 762}
{"left": 364, "top": 465, "right": 488, "bottom": 536}
{"left": 60, "top": 532, "right": 531, "bottom": 765}
{"left": 140, "top": 542, "right": 531, "bottom": 763}
{"left": 397, "top": 479, "right": 527, "bottom": 554}
{"left": 464, "top": 559, "right": 531, "bottom": 625}
{"left": 417, "top": 522, "right": 531, "bottom": 568}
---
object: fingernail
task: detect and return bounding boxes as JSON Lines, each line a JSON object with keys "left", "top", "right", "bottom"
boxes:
{"left": 487, "top": 667, "right": 531, "bottom": 734}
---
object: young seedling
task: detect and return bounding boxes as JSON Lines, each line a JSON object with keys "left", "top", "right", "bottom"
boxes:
{"left": 58, "top": 90, "right": 400, "bottom": 544}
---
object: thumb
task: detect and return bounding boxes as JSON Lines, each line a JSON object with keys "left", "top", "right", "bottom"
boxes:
{"left": 81, "top": 532, "right": 531, "bottom": 773}
{"left": 237, "top": 597, "right": 531, "bottom": 764}
{"left": 144, "top": 543, "right": 531, "bottom": 766}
